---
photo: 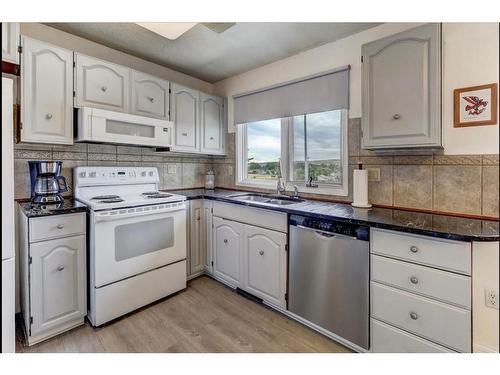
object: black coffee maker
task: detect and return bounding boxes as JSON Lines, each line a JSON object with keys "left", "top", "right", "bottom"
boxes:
{"left": 28, "top": 161, "right": 68, "bottom": 204}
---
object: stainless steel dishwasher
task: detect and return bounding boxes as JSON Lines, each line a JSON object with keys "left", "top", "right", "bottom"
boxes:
{"left": 289, "top": 215, "right": 370, "bottom": 350}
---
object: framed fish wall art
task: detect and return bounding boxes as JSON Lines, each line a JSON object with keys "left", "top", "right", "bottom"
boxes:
{"left": 454, "top": 83, "right": 497, "bottom": 127}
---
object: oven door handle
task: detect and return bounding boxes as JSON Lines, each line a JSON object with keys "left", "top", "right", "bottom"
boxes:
{"left": 94, "top": 204, "right": 185, "bottom": 222}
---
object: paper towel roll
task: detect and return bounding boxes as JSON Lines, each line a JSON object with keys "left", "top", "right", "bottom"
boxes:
{"left": 352, "top": 169, "right": 372, "bottom": 208}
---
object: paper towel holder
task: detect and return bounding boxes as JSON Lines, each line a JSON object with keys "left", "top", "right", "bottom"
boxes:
{"left": 351, "top": 162, "right": 372, "bottom": 209}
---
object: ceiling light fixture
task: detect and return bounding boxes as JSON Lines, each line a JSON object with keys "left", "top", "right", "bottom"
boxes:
{"left": 136, "top": 22, "right": 197, "bottom": 40}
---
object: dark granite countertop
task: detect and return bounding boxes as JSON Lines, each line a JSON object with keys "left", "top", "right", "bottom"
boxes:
{"left": 18, "top": 198, "right": 88, "bottom": 218}
{"left": 165, "top": 188, "right": 499, "bottom": 242}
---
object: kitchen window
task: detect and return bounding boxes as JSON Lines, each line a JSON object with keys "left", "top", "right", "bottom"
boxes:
{"left": 236, "top": 109, "right": 348, "bottom": 196}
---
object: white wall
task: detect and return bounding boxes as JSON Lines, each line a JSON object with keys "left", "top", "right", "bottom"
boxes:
{"left": 20, "top": 23, "right": 214, "bottom": 94}
{"left": 472, "top": 242, "right": 499, "bottom": 353}
{"left": 214, "top": 23, "right": 499, "bottom": 155}
{"left": 442, "top": 23, "right": 499, "bottom": 155}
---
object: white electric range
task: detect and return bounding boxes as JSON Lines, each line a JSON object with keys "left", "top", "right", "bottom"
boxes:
{"left": 74, "top": 166, "right": 187, "bottom": 326}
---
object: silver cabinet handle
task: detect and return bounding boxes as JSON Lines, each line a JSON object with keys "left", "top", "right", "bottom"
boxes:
{"left": 410, "top": 276, "right": 419, "bottom": 284}
{"left": 223, "top": 239, "right": 228, "bottom": 244}
{"left": 182, "top": 132, "right": 188, "bottom": 136}
{"left": 101, "top": 86, "right": 107, "bottom": 92}
{"left": 57, "top": 224, "right": 64, "bottom": 229}
{"left": 410, "top": 245, "right": 418, "bottom": 253}
{"left": 147, "top": 96, "right": 154, "bottom": 103}
{"left": 45, "top": 113, "right": 53, "bottom": 119}
{"left": 259, "top": 250, "right": 264, "bottom": 256}
{"left": 393, "top": 114, "right": 401, "bottom": 120}
{"left": 410, "top": 312, "right": 418, "bottom": 320}
{"left": 57, "top": 265, "right": 65, "bottom": 271}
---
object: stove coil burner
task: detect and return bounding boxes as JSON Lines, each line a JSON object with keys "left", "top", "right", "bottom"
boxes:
{"left": 91, "top": 195, "right": 121, "bottom": 200}
{"left": 98, "top": 198, "right": 124, "bottom": 203}
{"left": 142, "top": 191, "right": 172, "bottom": 199}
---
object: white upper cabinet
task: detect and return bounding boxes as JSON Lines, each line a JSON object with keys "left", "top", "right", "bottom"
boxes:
{"left": 170, "top": 83, "right": 200, "bottom": 153}
{"left": 2, "top": 23, "right": 19, "bottom": 64}
{"left": 75, "top": 53, "right": 130, "bottom": 112}
{"left": 21, "top": 37, "right": 74, "bottom": 145}
{"left": 200, "top": 93, "right": 225, "bottom": 155}
{"left": 241, "top": 224, "right": 287, "bottom": 308}
{"left": 361, "top": 23, "right": 441, "bottom": 149}
{"left": 131, "top": 71, "right": 169, "bottom": 120}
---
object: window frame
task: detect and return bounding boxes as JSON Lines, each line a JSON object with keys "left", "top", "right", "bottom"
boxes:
{"left": 236, "top": 110, "right": 348, "bottom": 196}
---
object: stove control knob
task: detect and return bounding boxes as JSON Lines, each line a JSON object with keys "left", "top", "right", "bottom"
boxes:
{"left": 141, "top": 171, "right": 147, "bottom": 177}
{"left": 89, "top": 172, "right": 97, "bottom": 178}
{"left": 149, "top": 171, "right": 154, "bottom": 177}
{"left": 79, "top": 171, "right": 87, "bottom": 178}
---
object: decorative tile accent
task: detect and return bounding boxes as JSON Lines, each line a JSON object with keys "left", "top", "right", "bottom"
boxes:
{"left": 482, "top": 166, "right": 499, "bottom": 217}
{"left": 433, "top": 165, "right": 482, "bottom": 215}
{"left": 14, "top": 149, "right": 52, "bottom": 160}
{"left": 117, "top": 145, "right": 142, "bottom": 155}
{"left": 87, "top": 153, "right": 117, "bottom": 161}
{"left": 433, "top": 155, "right": 482, "bottom": 165}
{"left": 87, "top": 143, "right": 116, "bottom": 154}
{"left": 141, "top": 154, "right": 164, "bottom": 163}
{"left": 117, "top": 154, "right": 142, "bottom": 162}
{"left": 53, "top": 151, "right": 87, "bottom": 161}
{"left": 14, "top": 142, "right": 52, "bottom": 151}
{"left": 87, "top": 160, "right": 116, "bottom": 166}
{"left": 394, "top": 165, "right": 433, "bottom": 209}
{"left": 393, "top": 155, "right": 433, "bottom": 165}
{"left": 350, "top": 156, "right": 394, "bottom": 165}
{"left": 52, "top": 143, "right": 88, "bottom": 152}
{"left": 482, "top": 154, "right": 499, "bottom": 165}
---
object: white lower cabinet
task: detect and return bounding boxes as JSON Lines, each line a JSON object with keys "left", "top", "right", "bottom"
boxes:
{"left": 19, "top": 211, "right": 87, "bottom": 346}
{"left": 212, "top": 207, "right": 288, "bottom": 308}
{"left": 370, "top": 228, "right": 472, "bottom": 353}
{"left": 188, "top": 199, "right": 205, "bottom": 277}
{"left": 30, "top": 235, "right": 86, "bottom": 336}
{"left": 213, "top": 216, "right": 242, "bottom": 287}
{"left": 241, "top": 225, "right": 287, "bottom": 308}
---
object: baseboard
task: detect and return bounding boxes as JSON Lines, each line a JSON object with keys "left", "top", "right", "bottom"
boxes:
{"left": 473, "top": 343, "right": 499, "bottom": 353}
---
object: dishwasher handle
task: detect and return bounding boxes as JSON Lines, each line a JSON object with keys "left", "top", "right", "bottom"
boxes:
{"left": 294, "top": 224, "right": 358, "bottom": 240}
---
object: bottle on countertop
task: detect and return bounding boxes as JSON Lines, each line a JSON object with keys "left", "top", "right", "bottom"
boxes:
{"left": 205, "top": 170, "right": 215, "bottom": 190}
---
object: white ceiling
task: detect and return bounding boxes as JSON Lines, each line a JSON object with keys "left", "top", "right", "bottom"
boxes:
{"left": 45, "top": 23, "right": 380, "bottom": 83}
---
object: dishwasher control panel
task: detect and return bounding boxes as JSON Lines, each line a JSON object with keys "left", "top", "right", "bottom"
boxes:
{"left": 289, "top": 215, "right": 370, "bottom": 241}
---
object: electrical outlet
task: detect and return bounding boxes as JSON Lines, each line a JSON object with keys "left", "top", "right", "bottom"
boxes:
{"left": 167, "top": 164, "right": 177, "bottom": 174}
{"left": 367, "top": 168, "right": 381, "bottom": 182}
{"left": 485, "top": 289, "right": 499, "bottom": 309}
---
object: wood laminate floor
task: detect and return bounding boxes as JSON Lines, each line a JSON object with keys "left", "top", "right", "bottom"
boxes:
{"left": 16, "top": 276, "right": 351, "bottom": 353}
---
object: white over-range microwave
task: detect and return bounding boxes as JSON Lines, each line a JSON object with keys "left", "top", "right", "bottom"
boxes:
{"left": 76, "top": 107, "right": 173, "bottom": 147}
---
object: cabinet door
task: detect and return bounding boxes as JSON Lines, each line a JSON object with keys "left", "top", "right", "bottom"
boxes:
{"left": 200, "top": 93, "right": 225, "bottom": 155}
{"left": 189, "top": 199, "right": 205, "bottom": 275}
{"left": 2, "top": 22, "right": 19, "bottom": 64}
{"left": 213, "top": 216, "right": 242, "bottom": 287}
{"left": 21, "top": 37, "right": 74, "bottom": 145}
{"left": 131, "top": 71, "right": 169, "bottom": 119}
{"left": 30, "top": 235, "right": 86, "bottom": 336}
{"left": 242, "top": 225, "right": 287, "bottom": 308}
{"left": 361, "top": 23, "right": 441, "bottom": 149}
{"left": 75, "top": 53, "right": 130, "bottom": 112}
{"left": 170, "top": 83, "right": 200, "bottom": 153}
{"left": 204, "top": 200, "right": 213, "bottom": 274}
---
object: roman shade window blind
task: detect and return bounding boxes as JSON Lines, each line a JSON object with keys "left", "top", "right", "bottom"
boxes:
{"left": 233, "top": 65, "right": 350, "bottom": 124}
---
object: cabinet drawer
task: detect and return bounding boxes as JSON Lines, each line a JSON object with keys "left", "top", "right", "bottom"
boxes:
{"left": 75, "top": 54, "right": 130, "bottom": 112}
{"left": 371, "top": 228, "right": 471, "bottom": 275}
{"left": 371, "top": 255, "right": 471, "bottom": 309}
{"left": 371, "top": 319, "right": 455, "bottom": 353}
{"left": 371, "top": 282, "right": 471, "bottom": 352}
{"left": 30, "top": 213, "right": 86, "bottom": 243}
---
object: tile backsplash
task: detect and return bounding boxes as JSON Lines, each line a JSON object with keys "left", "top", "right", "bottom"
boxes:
{"left": 14, "top": 118, "right": 499, "bottom": 218}
{"left": 13, "top": 142, "right": 217, "bottom": 199}
{"left": 213, "top": 118, "right": 499, "bottom": 218}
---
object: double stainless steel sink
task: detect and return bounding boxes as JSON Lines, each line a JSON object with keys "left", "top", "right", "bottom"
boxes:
{"left": 228, "top": 193, "right": 305, "bottom": 206}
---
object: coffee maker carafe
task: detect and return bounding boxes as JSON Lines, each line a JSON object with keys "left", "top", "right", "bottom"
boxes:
{"left": 29, "top": 161, "right": 68, "bottom": 204}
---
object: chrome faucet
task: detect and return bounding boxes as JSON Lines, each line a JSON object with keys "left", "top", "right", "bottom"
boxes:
{"left": 276, "top": 157, "right": 286, "bottom": 195}
{"left": 293, "top": 185, "right": 299, "bottom": 198}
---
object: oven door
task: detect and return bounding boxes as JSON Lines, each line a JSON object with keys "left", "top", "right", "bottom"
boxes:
{"left": 92, "top": 203, "right": 186, "bottom": 287}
